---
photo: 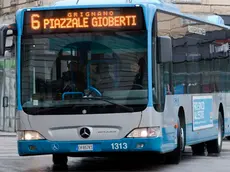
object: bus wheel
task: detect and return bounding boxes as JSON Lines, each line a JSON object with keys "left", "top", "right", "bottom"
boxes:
{"left": 52, "top": 154, "right": 68, "bottom": 166}
{"left": 191, "top": 143, "right": 205, "bottom": 156}
{"left": 165, "top": 118, "right": 183, "bottom": 164}
{"left": 206, "top": 112, "right": 223, "bottom": 155}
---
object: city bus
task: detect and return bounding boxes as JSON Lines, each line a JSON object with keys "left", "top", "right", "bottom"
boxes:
{"left": 1, "top": 0, "right": 230, "bottom": 166}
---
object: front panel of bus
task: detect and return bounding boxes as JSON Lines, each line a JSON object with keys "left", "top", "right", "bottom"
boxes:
{"left": 16, "top": 5, "right": 165, "bottom": 155}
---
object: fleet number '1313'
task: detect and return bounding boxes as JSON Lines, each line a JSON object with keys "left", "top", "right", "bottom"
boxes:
{"left": 111, "top": 143, "right": 128, "bottom": 150}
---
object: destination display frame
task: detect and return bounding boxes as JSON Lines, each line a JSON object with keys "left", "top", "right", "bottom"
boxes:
{"left": 23, "top": 7, "right": 146, "bottom": 35}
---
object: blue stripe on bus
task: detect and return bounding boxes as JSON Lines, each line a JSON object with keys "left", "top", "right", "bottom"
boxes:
{"left": 17, "top": 123, "right": 221, "bottom": 156}
{"left": 16, "top": 9, "right": 27, "bottom": 110}
{"left": 16, "top": 34, "right": 22, "bottom": 110}
{"left": 17, "top": 117, "right": 230, "bottom": 156}
{"left": 185, "top": 118, "right": 230, "bottom": 145}
{"left": 185, "top": 121, "right": 218, "bottom": 145}
{"left": 17, "top": 119, "right": 224, "bottom": 156}
{"left": 162, "top": 119, "right": 222, "bottom": 147}
{"left": 146, "top": 6, "right": 153, "bottom": 107}
{"left": 18, "top": 137, "right": 166, "bottom": 156}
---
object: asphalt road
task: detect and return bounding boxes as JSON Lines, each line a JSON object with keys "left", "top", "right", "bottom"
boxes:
{"left": 1, "top": 137, "right": 230, "bottom": 172}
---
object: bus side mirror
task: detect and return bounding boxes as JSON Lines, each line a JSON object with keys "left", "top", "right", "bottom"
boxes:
{"left": 157, "top": 36, "right": 172, "bottom": 63}
{"left": 0, "top": 25, "right": 14, "bottom": 57}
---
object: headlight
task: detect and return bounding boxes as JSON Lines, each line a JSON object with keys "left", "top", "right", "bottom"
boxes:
{"left": 17, "top": 131, "right": 45, "bottom": 140}
{"left": 126, "top": 127, "right": 161, "bottom": 138}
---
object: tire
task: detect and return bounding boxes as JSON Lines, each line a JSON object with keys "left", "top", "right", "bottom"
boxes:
{"left": 166, "top": 118, "right": 184, "bottom": 164}
{"left": 191, "top": 143, "right": 205, "bottom": 156}
{"left": 226, "top": 136, "right": 230, "bottom": 140}
{"left": 206, "top": 112, "right": 224, "bottom": 155}
{"left": 52, "top": 154, "right": 68, "bottom": 166}
{"left": 181, "top": 124, "right": 185, "bottom": 153}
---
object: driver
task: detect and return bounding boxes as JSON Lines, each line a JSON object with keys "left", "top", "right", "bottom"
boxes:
{"left": 131, "top": 57, "right": 146, "bottom": 90}
{"left": 62, "top": 61, "right": 86, "bottom": 93}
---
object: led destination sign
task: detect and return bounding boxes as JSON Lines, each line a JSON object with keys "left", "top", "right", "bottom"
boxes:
{"left": 23, "top": 7, "right": 145, "bottom": 35}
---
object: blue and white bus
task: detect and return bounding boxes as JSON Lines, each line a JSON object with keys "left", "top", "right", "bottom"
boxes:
{"left": 1, "top": 0, "right": 230, "bottom": 165}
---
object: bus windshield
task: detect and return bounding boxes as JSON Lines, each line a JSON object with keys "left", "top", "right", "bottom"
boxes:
{"left": 21, "top": 31, "right": 148, "bottom": 115}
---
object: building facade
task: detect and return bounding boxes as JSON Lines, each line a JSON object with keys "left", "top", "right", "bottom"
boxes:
{"left": 167, "top": 0, "right": 230, "bottom": 25}
{"left": 0, "top": 0, "right": 60, "bottom": 132}
{"left": 0, "top": 0, "right": 60, "bottom": 24}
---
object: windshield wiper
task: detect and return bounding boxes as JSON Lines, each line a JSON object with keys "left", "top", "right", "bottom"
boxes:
{"left": 75, "top": 96, "right": 134, "bottom": 112}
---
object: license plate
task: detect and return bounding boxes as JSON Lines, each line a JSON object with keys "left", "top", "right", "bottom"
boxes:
{"left": 77, "top": 144, "right": 93, "bottom": 151}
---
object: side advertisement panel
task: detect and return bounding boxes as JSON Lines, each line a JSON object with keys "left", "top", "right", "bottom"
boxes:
{"left": 192, "top": 95, "right": 213, "bottom": 131}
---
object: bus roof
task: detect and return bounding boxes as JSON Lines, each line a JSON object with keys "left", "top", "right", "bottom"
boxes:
{"left": 52, "top": 0, "right": 180, "bottom": 12}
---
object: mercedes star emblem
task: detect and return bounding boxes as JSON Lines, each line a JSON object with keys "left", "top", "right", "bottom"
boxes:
{"left": 80, "top": 127, "right": 91, "bottom": 139}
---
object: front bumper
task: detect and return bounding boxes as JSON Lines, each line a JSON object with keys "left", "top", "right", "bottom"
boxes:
{"left": 18, "top": 137, "right": 163, "bottom": 156}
